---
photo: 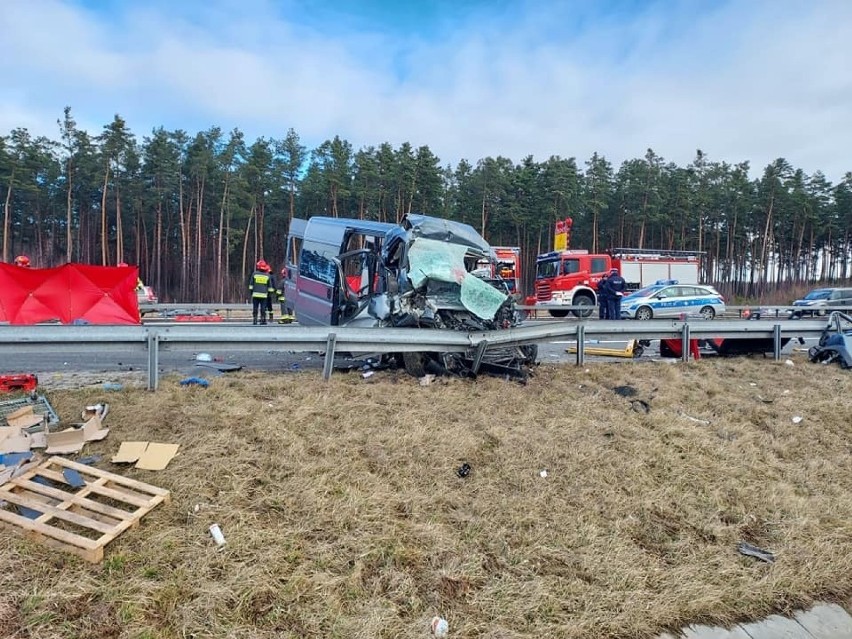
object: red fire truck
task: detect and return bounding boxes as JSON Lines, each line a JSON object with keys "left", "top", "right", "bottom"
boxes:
{"left": 532, "top": 218, "right": 703, "bottom": 318}
{"left": 475, "top": 246, "right": 522, "bottom": 294}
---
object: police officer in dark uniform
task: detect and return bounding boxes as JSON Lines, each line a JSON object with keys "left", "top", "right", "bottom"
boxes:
{"left": 606, "top": 268, "right": 626, "bottom": 320}
{"left": 597, "top": 272, "right": 611, "bottom": 319}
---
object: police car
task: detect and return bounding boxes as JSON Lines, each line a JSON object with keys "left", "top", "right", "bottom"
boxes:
{"left": 620, "top": 280, "right": 725, "bottom": 320}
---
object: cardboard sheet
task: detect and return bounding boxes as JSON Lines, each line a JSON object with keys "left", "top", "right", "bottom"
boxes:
{"left": 111, "top": 441, "right": 149, "bottom": 463}
{"left": 0, "top": 431, "right": 32, "bottom": 454}
{"left": 82, "top": 415, "right": 109, "bottom": 442}
{"left": 45, "top": 428, "right": 86, "bottom": 455}
{"left": 5, "top": 406, "right": 45, "bottom": 430}
{"left": 135, "top": 443, "right": 180, "bottom": 471}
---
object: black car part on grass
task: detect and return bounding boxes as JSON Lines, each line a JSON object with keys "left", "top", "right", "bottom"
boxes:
{"left": 808, "top": 311, "right": 852, "bottom": 369}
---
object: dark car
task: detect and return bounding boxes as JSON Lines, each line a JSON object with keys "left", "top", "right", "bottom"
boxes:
{"left": 789, "top": 287, "right": 852, "bottom": 318}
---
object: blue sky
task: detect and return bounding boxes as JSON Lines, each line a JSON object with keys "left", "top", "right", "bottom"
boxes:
{"left": 2, "top": 0, "right": 850, "bottom": 179}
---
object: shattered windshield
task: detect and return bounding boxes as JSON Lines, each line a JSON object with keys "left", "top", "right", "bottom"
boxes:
{"left": 536, "top": 259, "right": 560, "bottom": 279}
{"left": 407, "top": 237, "right": 507, "bottom": 320}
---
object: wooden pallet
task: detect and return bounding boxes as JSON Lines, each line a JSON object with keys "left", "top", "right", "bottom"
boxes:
{"left": 0, "top": 456, "right": 170, "bottom": 562}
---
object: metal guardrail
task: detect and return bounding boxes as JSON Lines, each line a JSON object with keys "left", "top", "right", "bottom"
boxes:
{"left": 0, "top": 318, "right": 835, "bottom": 391}
{"left": 143, "top": 302, "right": 852, "bottom": 321}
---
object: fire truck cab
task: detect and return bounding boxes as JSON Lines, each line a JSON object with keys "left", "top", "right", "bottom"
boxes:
{"left": 534, "top": 250, "right": 612, "bottom": 317}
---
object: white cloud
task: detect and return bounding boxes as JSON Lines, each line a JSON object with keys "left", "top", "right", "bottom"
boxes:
{"left": 1, "top": 0, "right": 850, "bottom": 180}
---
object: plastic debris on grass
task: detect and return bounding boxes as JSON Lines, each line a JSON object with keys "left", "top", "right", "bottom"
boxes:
{"left": 179, "top": 377, "right": 210, "bottom": 388}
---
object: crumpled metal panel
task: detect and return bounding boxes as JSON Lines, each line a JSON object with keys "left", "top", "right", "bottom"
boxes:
{"left": 402, "top": 214, "right": 492, "bottom": 256}
{"left": 407, "top": 238, "right": 507, "bottom": 320}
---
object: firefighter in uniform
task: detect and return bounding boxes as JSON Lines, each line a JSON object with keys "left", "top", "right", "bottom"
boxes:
{"left": 249, "top": 260, "right": 274, "bottom": 325}
{"left": 275, "top": 268, "right": 295, "bottom": 324}
{"left": 264, "top": 263, "right": 276, "bottom": 324}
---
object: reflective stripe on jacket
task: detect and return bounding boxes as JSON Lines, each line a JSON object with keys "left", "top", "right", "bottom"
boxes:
{"left": 249, "top": 271, "right": 273, "bottom": 298}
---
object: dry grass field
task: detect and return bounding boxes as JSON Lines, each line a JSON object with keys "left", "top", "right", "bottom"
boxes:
{"left": 1, "top": 356, "right": 851, "bottom": 639}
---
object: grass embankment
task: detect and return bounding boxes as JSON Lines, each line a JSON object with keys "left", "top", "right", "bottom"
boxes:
{"left": 1, "top": 358, "right": 851, "bottom": 638}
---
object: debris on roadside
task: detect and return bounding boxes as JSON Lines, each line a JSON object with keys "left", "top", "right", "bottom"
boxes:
{"left": 612, "top": 385, "right": 638, "bottom": 397}
{"left": 791, "top": 416, "right": 803, "bottom": 424}
{"left": 1, "top": 398, "right": 108, "bottom": 458}
{"left": 456, "top": 463, "right": 471, "bottom": 478}
{"left": 179, "top": 377, "right": 210, "bottom": 388}
{"left": 680, "top": 413, "right": 710, "bottom": 425}
{"left": 0, "top": 374, "right": 38, "bottom": 394}
{"left": 737, "top": 541, "right": 775, "bottom": 563}
{"left": 630, "top": 399, "right": 650, "bottom": 414}
{"left": 808, "top": 312, "right": 852, "bottom": 370}
{"left": 431, "top": 616, "right": 449, "bottom": 637}
{"left": 419, "top": 374, "right": 436, "bottom": 387}
{"left": 195, "top": 361, "right": 242, "bottom": 373}
{"left": 45, "top": 412, "right": 109, "bottom": 454}
{"left": 112, "top": 441, "right": 180, "bottom": 470}
{"left": 209, "top": 523, "right": 227, "bottom": 547}
{"left": 0, "top": 456, "right": 170, "bottom": 562}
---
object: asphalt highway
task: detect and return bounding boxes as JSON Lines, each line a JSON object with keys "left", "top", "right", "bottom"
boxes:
{"left": 0, "top": 319, "right": 814, "bottom": 381}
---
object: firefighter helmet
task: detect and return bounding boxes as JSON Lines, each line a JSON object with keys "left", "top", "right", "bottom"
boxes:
{"left": 256, "top": 259, "right": 270, "bottom": 272}
{"left": 117, "top": 262, "right": 129, "bottom": 267}
{"left": 14, "top": 255, "right": 30, "bottom": 267}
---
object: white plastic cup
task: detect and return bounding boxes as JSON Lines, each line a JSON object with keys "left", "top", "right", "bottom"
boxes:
{"left": 209, "top": 523, "right": 226, "bottom": 546}
{"left": 431, "top": 617, "right": 448, "bottom": 637}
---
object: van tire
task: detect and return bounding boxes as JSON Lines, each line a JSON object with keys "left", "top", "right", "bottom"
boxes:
{"left": 402, "top": 352, "right": 428, "bottom": 377}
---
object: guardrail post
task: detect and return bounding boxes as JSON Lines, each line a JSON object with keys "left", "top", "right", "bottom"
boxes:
{"left": 681, "top": 322, "right": 691, "bottom": 363}
{"left": 147, "top": 330, "right": 160, "bottom": 391}
{"left": 322, "top": 332, "right": 337, "bottom": 381}
{"left": 471, "top": 340, "right": 489, "bottom": 374}
{"left": 576, "top": 324, "right": 585, "bottom": 366}
{"left": 773, "top": 323, "right": 782, "bottom": 361}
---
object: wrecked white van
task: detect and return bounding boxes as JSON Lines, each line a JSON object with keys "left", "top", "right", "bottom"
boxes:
{"left": 282, "top": 214, "right": 536, "bottom": 379}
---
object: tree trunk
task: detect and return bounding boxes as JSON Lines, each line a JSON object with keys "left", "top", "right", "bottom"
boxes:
{"left": 115, "top": 179, "right": 123, "bottom": 264}
{"left": 2, "top": 173, "right": 14, "bottom": 263}
{"left": 100, "top": 164, "right": 110, "bottom": 265}
{"left": 65, "top": 161, "right": 73, "bottom": 263}
{"left": 178, "top": 169, "right": 188, "bottom": 300}
{"left": 480, "top": 194, "right": 488, "bottom": 240}
{"left": 217, "top": 177, "right": 229, "bottom": 302}
{"left": 155, "top": 199, "right": 162, "bottom": 296}
{"left": 758, "top": 192, "right": 774, "bottom": 286}
{"left": 241, "top": 204, "right": 255, "bottom": 290}
{"left": 195, "top": 175, "right": 205, "bottom": 301}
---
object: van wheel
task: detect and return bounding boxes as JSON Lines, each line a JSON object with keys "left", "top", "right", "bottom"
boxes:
{"left": 549, "top": 310, "right": 569, "bottom": 318}
{"left": 402, "top": 352, "right": 428, "bottom": 377}
{"left": 571, "top": 294, "right": 595, "bottom": 318}
{"left": 699, "top": 306, "right": 716, "bottom": 320}
{"left": 636, "top": 306, "right": 653, "bottom": 321}
{"left": 520, "top": 344, "right": 538, "bottom": 365}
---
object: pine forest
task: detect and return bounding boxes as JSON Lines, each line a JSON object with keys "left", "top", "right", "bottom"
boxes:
{"left": 2, "top": 108, "right": 851, "bottom": 303}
